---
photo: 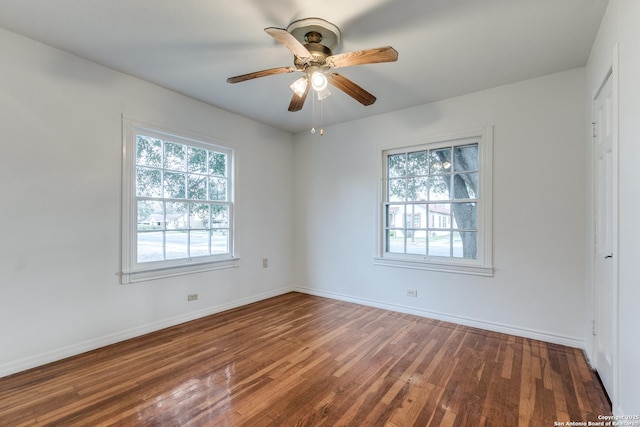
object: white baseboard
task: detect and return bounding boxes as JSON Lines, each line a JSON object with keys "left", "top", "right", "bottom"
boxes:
{"left": 0, "top": 286, "right": 294, "bottom": 379}
{"left": 293, "top": 286, "right": 585, "bottom": 349}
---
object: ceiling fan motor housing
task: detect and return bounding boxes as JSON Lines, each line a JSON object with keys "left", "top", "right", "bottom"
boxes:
{"left": 287, "top": 17, "right": 341, "bottom": 50}
{"left": 294, "top": 41, "right": 333, "bottom": 69}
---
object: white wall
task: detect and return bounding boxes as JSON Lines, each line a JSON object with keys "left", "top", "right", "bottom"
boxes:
{"left": 293, "top": 68, "right": 587, "bottom": 347}
{"left": 0, "top": 28, "right": 295, "bottom": 377}
{"left": 585, "top": 0, "right": 640, "bottom": 416}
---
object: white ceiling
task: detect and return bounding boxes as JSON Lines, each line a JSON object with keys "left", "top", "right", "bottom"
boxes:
{"left": 0, "top": 0, "right": 608, "bottom": 133}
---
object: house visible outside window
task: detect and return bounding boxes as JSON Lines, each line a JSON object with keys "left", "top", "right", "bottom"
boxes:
{"left": 376, "top": 127, "right": 493, "bottom": 276}
{"left": 121, "top": 117, "right": 236, "bottom": 283}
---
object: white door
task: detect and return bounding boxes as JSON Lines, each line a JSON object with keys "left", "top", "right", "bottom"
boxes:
{"left": 593, "top": 72, "right": 616, "bottom": 399}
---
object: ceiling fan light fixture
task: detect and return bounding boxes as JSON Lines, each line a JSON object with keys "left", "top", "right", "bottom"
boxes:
{"left": 290, "top": 77, "right": 308, "bottom": 97}
{"left": 310, "top": 72, "right": 328, "bottom": 91}
{"left": 316, "top": 87, "right": 331, "bottom": 100}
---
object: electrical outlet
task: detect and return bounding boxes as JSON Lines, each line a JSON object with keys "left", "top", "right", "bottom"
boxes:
{"left": 187, "top": 293, "right": 198, "bottom": 301}
{"left": 262, "top": 258, "right": 268, "bottom": 268}
{"left": 406, "top": 289, "right": 418, "bottom": 297}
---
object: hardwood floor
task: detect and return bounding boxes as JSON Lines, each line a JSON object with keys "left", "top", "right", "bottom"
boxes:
{"left": 0, "top": 292, "right": 610, "bottom": 426}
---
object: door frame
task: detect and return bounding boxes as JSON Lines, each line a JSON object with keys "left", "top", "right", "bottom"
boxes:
{"left": 590, "top": 44, "right": 619, "bottom": 406}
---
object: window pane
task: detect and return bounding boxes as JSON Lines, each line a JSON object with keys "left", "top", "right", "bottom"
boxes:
{"left": 429, "top": 204, "right": 451, "bottom": 229}
{"left": 188, "top": 174, "right": 207, "bottom": 200}
{"left": 407, "top": 177, "right": 428, "bottom": 201}
{"left": 451, "top": 203, "right": 477, "bottom": 229}
{"left": 137, "top": 200, "right": 163, "bottom": 231}
{"left": 211, "top": 229, "right": 229, "bottom": 254}
{"left": 164, "top": 142, "right": 186, "bottom": 171}
{"left": 136, "top": 167, "right": 162, "bottom": 197}
{"left": 406, "top": 230, "right": 427, "bottom": 255}
{"left": 428, "top": 175, "right": 450, "bottom": 200}
{"left": 386, "top": 229, "right": 405, "bottom": 253}
{"left": 454, "top": 144, "right": 478, "bottom": 172}
{"left": 212, "top": 205, "right": 229, "bottom": 228}
{"left": 209, "top": 152, "right": 227, "bottom": 176}
{"left": 386, "top": 204, "right": 405, "bottom": 228}
{"left": 453, "top": 173, "right": 478, "bottom": 199}
{"left": 429, "top": 148, "right": 452, "bottom": 174}
{"left": 190, "top": 230, "right": 210, "bottom": 257}
{"left": 190, "top": 203, "right": 210, "bottom": 229}
{"left": 165, "top": 231, "right": 188, "bottom": 260}
{"left": 137, "top": 231, "right": 164, "bottom": 262}
{"left": 188, "top": 147, "right": 207, "bottom": 174}
{"left": 136, "top": 136, "right": 162, "bottom": 167}
{"left": 163, "top": 171, "right": 186, "bottom": 199}
{"left": 407, "top": 151, "right": 428, "bottom": 176}
{"left": 407, "top": 204, "right": 426, "bottom": 229}
{"left": 166, "top": 202, "right": 187, "bottom": 230}
{"left": 209, "top": 177, "right": 227, "bottom": 201}
{"left": 428, "top": 231, "right": 451, "bottom": 257}
{"left": 388, "top": 178, "right": 406, "bottom": 202}
{"left": 388, "top": 154, "right": 406, "bottom": 178}
{"left": 453, "top": 231, "right": 477, "bottom": 259}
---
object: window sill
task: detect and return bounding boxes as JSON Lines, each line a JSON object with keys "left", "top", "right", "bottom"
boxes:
{"left": 373, "top": 256, "right": 493, "bottom": 277}
{"left": 121, "top": 257, "right": 239, "bottom": 284}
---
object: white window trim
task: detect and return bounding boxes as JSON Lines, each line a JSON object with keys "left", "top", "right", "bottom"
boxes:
{"left": 120, "top": 115, "right": 238, "bottom": 284}
{"left": 374, "top": 126, "right": 493, "bottom": 277}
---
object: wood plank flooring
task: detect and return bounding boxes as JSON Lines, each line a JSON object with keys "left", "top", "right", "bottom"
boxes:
{"left": 0, "top": 292, "right": 611, "bottom": 426}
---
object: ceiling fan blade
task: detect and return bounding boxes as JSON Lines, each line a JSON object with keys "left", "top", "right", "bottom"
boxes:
{"left": 264, "top": 27, "right": 312, "bottom": 60}
{"left": 327, "top": 73, "right": 377, "bottom": 106}
{"left": 326, "top": 46, "right": 398, "bottom": 68}
{"left": 288, "top": 84, "right": 310, "bottom": 112}
{"left": 227, "top": 66, "right": 297, "bottom": 83}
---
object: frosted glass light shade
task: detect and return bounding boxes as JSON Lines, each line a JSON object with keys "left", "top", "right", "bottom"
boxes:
{"left": 317, "top": 88, "right": 331, "bottom": 100}
{"left": 290, "top": 77, "right": 308, "bottom": 97}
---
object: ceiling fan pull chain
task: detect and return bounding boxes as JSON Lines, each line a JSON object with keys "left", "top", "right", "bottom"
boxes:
{"left": 310, "top": 90, "right": 316, "bottom": 134}
{"left": 320, "top": 98, "right": 324, "bottom": 136}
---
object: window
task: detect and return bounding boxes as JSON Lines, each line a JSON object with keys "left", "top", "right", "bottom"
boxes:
{"left": 376, "top": 127, "right": 493, "bottom": 276}
{"left": 121, "top": 117, "right": 236, "bottom": 283}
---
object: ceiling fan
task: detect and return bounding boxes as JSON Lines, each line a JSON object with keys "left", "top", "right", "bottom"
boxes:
{"left": 227, "top": 18, "right": 398, "bottom": 112}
